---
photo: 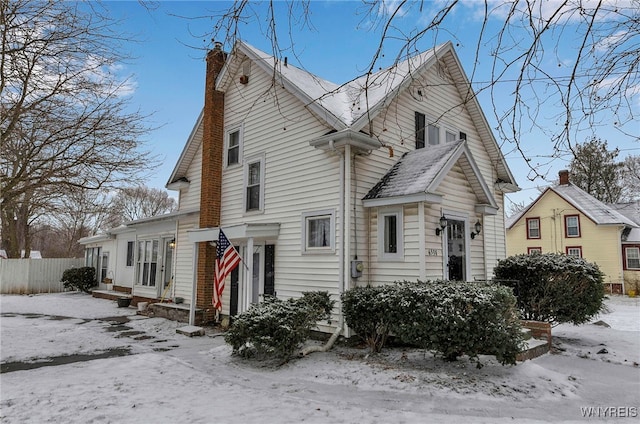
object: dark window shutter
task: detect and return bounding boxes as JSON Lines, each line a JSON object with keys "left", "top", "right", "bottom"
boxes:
{"left": 459, "top": 131, "right": 467, "bottom": 141}
{"left": 415, "top": 112, "right": 425, "bottom": 149}
{"left": 264, "top": 244, "right": 275, "bottom": 296}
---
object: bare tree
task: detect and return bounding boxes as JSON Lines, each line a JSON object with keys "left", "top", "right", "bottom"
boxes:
{"left": 1, "top": 1, "right": 156, "bottom": 257}
{"left": 620, "top": 155, "right": 640, "bottom": 202}
{"left": 104, "top": 186, "right": 177, "bottom": 229}
{"left": 202, "top": 0, "right": 638, "bottom": 179}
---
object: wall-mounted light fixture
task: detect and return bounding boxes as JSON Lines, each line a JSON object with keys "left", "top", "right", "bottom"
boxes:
{"left": 470, "top": 220, "right": 482, "bottom": 239}
{"left": 169, "top": 238, "right": 176, "bottom": 249}
{"left": 435, "top": 215, "right": 448, "bottom": 236}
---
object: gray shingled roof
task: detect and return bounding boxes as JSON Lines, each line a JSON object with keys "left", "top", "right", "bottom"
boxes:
{"left": 507, "top": 183, "right": 637, "bottom": 229}
{"left": 363, "top": 140, "right": 496, "bottom": 208}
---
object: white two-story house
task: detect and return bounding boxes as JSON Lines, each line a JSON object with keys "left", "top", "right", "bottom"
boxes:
{"left": 166, "top": 40, "right": 518, "bottom": 329}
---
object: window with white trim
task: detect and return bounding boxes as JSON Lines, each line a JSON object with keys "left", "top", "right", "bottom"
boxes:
{"left": 301, "top": 210, "right": 335, "bottom": 253}
{"left": 244, "top": 155, "right": 265, "bottom": 213}
{"left": 528, "top": 247, "right": 542, "bottom": 255}
{"left": 445, "top": 130, "right": 457, "bottom": 143}
{"left": 565, "top": 215, "right": 580, "bottom": 237}
{"left": 427, "top": 123, "right": 440, "bottom": 145}
{"left": 566, "top": 246, "right": 582, "bottom": 258}
{"left": 137, "top": 239, "right": 158, "bottom": 286}
{"left": 625, "top": 247, "right": 640, "bottom": 269}
{"left": 226, "top": 127, "right": 242, "bottom": 166}
{"left": 378, "top": 207, "right": 403, "bottom": 261}
{"left": 526, "top": 217, "right": 540, "bottom": 239}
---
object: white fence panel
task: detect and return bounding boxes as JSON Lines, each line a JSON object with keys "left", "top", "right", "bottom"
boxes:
{"left": 0, "top": 258, "right": 84, "bottom": 294}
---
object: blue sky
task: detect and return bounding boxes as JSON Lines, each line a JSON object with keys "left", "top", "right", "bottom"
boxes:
{"left": 103, "top": 1, "right": 639, "bottom": 211}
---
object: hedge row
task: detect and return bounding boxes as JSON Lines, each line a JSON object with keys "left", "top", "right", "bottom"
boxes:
{"left": 342, "top": 281, "right": 524, "bottom": 365}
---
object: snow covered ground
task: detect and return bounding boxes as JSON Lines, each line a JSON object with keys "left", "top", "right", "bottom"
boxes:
{"left": 1, "top": 292, "right": 638, "bottom": 423}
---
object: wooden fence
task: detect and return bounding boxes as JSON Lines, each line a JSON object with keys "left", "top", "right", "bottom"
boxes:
{"left": 0, "top": 258, "right": 84, "bottom": 294}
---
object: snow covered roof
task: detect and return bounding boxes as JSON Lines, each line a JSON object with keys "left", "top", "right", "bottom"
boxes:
{"left": 362, "top": 140, "right": 498, "bottom": 211}
{"left": 507, "top": 183, "right": 637, "bottom": 229}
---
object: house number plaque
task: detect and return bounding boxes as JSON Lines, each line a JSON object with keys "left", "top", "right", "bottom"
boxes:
{"left": 427, "top": 249, "right": 439, "bottom": 256}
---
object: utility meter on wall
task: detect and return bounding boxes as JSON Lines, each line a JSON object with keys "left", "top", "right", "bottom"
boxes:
{"left": 351, "top": 260, "right": 364, "bottom": 278}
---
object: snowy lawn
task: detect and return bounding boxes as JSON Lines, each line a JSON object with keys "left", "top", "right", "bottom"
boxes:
{"left": 1, "top": 292, "right": 638, "bottom": 423}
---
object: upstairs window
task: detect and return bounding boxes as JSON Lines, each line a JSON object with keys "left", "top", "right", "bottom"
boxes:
{"left": 427, "top": 123, "right": 440, "bottom": 145}
{"left": 244, "top": 155, "right": 265, "bottom": 212}
{"left": 565, "top": 215, "right": 580, "bottom": 238}
{"left": 526, "top": 217, "right": 540, "bottom": 239}
{"left": 226, "top": 128, "right": 242, "bottom": 166}
{"left": 625, "top": 247, "right": 640, "bottom": 269}
{"left": 445, "top": 130, "right": 457, "bottom": 143}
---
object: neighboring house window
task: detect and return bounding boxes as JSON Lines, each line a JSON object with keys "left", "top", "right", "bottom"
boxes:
{"left": 526, "top": 217, "right": 540, "bottom": 239}
{"left": 566, "top": 246, "right": 582, "bottom": 258}
{"left": 126, "top": 241, "right": 134, "bottom": 267}
{"left": 301, "top": 210, "right": 335, "bottom": 253}
{"left": 565, "top": 215, "right": 580, "bottom": 238}
{"left": 226, "top": 128, "right": 242, "bottom": 166}
{"left": 528, "top": 247, "right": 542, "bottom": 254}
{"left": 415, "top": 112, "right": 425, "bottom": 149}
{"left": 625, "top": 247, "right": 640, "bottom": 269}
{"left": 244, "top": 155, "right": 265, "bottom": 212}
{"left": 378, "top": 207, "right": 403, "bottom": 261}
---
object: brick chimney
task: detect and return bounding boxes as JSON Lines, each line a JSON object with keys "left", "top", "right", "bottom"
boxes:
{"left": 559, "top": 169, "right": 570, "bottom": 185}
{"left": 197, "top": 41, "right": 227, "bottom": 322}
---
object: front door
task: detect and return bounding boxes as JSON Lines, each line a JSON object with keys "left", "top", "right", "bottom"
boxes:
{"left": 236, "top": 243, "right": 275, "bottom": 314}
{"left": 445, "top": 219, "right": 466, "bottom": 281}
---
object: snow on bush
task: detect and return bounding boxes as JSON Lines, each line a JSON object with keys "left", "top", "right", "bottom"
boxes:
{"left": 343, "top": 281, "right": 524, "bottom": 366}
{"left": 493, "top": 253, "right": 605, "bottom": 325}
{"left": 224, "top": 291, "right": 334, "bottom": 362}
{"left": 61, "top": 266, "right": 96, "bottom": 293}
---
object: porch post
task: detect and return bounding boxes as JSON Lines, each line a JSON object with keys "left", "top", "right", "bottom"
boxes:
{"left": 244, "top": 237, "right": 254, "bottom": 312}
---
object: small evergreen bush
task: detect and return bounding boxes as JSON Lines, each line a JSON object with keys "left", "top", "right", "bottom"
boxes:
{"left": 493, "top": 253, "right": 605, "bottom": 325}
{"left": 61, "top": 266, "right": 96, "bottom": 293}
{"left": 342, "top": 281, "right": 524, "bottom": 365}
{"left": 341, "top": 285, "right": 397, "bottom": 352}
{"left": 224, "top": 291, "right": 334, "bottom": 361}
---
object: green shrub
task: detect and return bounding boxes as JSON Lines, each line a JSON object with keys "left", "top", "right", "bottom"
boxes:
{"left": 342, "top": 281, "right": 524, "bottom": 365}
{"left": 61, "top": 266, "right": 96, "bottom": 293}
{"left": 391, "top": 281, "right": 524, "bottom": 365}
{"left": 493, "top": 253, "right": 605, "bottom": 325}
{"left": 224, "top": 291, "right": 334, "bottom": 361}
{"left": 341, "top": 285, "right": 396, "bottom": 352}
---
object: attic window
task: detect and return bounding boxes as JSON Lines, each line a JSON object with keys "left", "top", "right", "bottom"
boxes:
{"left": 565, "top": 215, "right": 580, "bottom": 238}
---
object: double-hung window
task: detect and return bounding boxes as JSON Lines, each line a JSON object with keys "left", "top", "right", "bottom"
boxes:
{"left": 226, "top": 127, "right": 242, "bottom": 166}
{"left": 302, "top": 210, "right": 335, "bottom": 253}
{"left": 415, "top": 112, "right": 441, "bottom": 147}
{"left": 526, "top": 217, "right": 540, "bottom": 239}
{"left": 244, "top": 155, "right": 265, "bottom": 212}
{"left": 378, "top": 207, "right": 403, "bottom": 261}
{"left": 566, "top": 246, "right": 582, "bottom": 258}
{"left": 625, "top": 247, "right": 640, "bottom": 269}
{"left": 565, "top": 215, "right": 580, "bottom": 238}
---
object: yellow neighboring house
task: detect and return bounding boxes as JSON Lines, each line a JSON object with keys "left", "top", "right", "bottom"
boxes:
{"left": 506, "top": 170, "right": 638, "bottom": 294}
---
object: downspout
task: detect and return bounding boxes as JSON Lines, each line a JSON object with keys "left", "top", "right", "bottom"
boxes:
{"left": 329, "top": 140, "right": 345, "bottom": 332}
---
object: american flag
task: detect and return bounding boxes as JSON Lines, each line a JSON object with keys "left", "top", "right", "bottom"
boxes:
{"left": 213, "top": 229, "right": 241, "bottom": 311}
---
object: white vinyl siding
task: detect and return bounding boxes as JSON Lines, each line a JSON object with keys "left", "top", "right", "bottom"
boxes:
{"left": 219, "top": 64, "right": 341, "bottom": 309}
